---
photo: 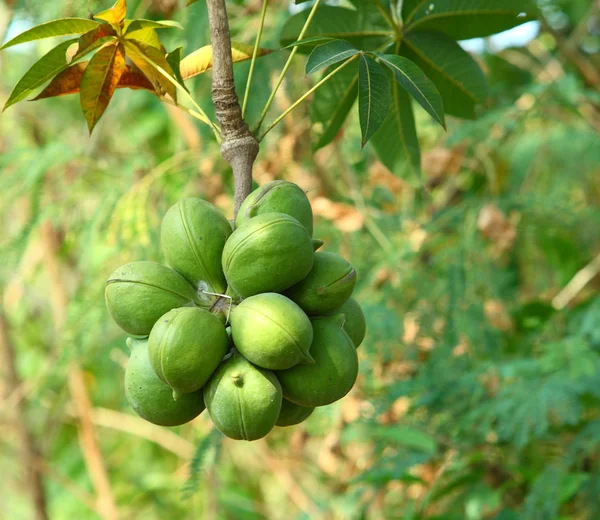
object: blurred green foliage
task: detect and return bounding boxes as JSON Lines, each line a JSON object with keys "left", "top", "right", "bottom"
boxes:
{"left": 1, "top": 1, "right": 599, "bottom": 519}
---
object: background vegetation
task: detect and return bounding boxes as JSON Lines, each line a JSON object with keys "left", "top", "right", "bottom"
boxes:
{"left": 1, "top": 0, "right": 599, "bottom": 519}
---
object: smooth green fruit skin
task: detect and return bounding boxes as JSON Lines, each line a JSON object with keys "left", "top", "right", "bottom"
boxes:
{"left": 276, "top": 399, "right": 315, "bottom": 427}
{"left": 286, "top": 252, "right": 357, "bottom": 316}
{"left": 230, "top": 293, "right": 314, "bottom": 370}
{"left": 334, "top": 297, "right": 366, "bottom": 348}
{"left": 161, "top": 198, "right": 232, "bottom": 294}
{"left": 222, "top": 213, "right": 314, "bottom": 298}
{"left": 204, "top": 354, "right": 282, "bottom": 441}
{"left": 278, "top": 315, "right": 358, "bottom": 407}
{"left": 148, "top": 307, "right": 229, "bottom": 395}
{"left": 125, "top": 338, "right": 205, "bottom": 426}
{"left": 105, "top": 261, "right": 201, "bottom": 336}
{"left": 236, "top": 180, "right": 314, "bottom": 236}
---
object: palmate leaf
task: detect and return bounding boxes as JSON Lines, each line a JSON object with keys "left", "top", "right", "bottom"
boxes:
{"left": 33, "top": 62, "right": 156, "bottom": 100}
{"left": 378, "top": 54, "right": 445, "bottom": 128}
{"left": 311, "top": 62, "right": 359, "bottom": 150}
{"left": 179, "top": 41, "right": 272, "bottom": 80}
{"left": 280, "top": 6, "right": 392, "bottom": 53}
{"left": 358, "top": 54, "right": 391, "bottom": 147}
{"left": 0, "top": 18, "right": 99, "bottom": 51}
{"left": 166, "top": 47, "right": 188, "bottom": 91}
{"left": 3, "top": 39, "right": 78, "bottom": 110}
{"left": 123, "top": 25, "right": 164, "bottom": 51}
{"left": 80, "top": 42, "right": 127, "bottom": 132}
{"left": 404, "top": 0, "right": 538, "bottom": 40}
{"left": 305, "top": 40, "right": 359, "bottom": 75}
{"left": 371, "top": 80, "right": 421, "bottom": 178}
{"left": 95, "top": 0, "right": 127, "bottom": 26}
{"left": 285, "top": 36, "right": 335, "bottom": 49}
{"left": 124, "top": 19, "right": 184, "bottom": 32}
{"left": 400, "top": 30, "right": 488, "bottom": 119}
{"left": 76, "top": 23, "right": 118, "bottom": 56}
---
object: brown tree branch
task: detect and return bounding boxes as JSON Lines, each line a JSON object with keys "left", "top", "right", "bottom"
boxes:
{"left": 205, "top": 0, "right": 259, "bottom": 215}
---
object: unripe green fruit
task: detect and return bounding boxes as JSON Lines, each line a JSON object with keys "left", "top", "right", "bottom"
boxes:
{"left": 161, "top": 198, "right": 232, "bottom": 294}
{"left": 276, "top": 399, "right": 315, "bottom": 427}
{"left": 125, "top": 338, "right": 205, "bottom": 426}
{"left": 148, "top": 307, "right": 229, "bottom": 396}
{"left": 230, "top": 293, "right": 314, "bottom": 370}
{"left": 333, "top": 297, "right": 366, "bottom": 348}
{"left": 105, "top": 261, "right": 202, "bottom": 336}
{"left": 236, "top": 180, "right": 314, "bottom": 236}
{"left": 204, "top": 354, "right": 282, "bottom": 441}
{"left": 277, "top": 315, "right": 358, "bottom": 407}
{"left": 222, "top": 213, "right": 314, "bottom": 298}
{"left": 286, "top": 252, "right": 357, "bottom": 316}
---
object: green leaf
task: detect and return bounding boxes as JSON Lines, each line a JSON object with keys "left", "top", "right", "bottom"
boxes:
{"left": 405, "top": 0, "right": 538, "bottom": 40}
{"left": 284, "top": 36, "right": 335, "bottom": 49}
{"left": 95, "top": 0, "right": 127, "bottom": 25}
{"left": 358, "top": 54, "right": 391, "bottom": 147}
{"left": 80, "top": 42, "right": 127, "bottom": 132}
{"left": 186, "top": 0, "right": 200, "bottom": 5}
{"left": 305, "top": 40, "right": 359, "bottom": 75}
{"left": 311, "top": 63, "right": 359, "bottom": 150}
{"left": 166, "top": 47, "right": 188, "bottom": 91}
{"left": 371, "top": 79, "right": 421, "bottom": 178}
{"left": 280, "top": 6, "right": 392, "bottom": 53}
{"left": 123, "top": 40, "right": 177, "bottom": 101}
{"left": 3, "top": 39, "right": 78, "bottom": 110}
{"left": 400, "top": 30, "right": 487, "bottom": 119}
{"left": 0, "top": 18, "right": 99, "bottom": 51}
{"left": 123, "top": 23, "right": 164, "bottom": 51}
{"left": 379, "top": 54, "right": 445, "bottom": 128}
{"left": 124, "top": 19, "right": 183, "bottom": 33}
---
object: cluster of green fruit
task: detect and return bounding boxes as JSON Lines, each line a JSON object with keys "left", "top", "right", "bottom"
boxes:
{"left": 105, "top": 181, "right": 366, "bottom": 441}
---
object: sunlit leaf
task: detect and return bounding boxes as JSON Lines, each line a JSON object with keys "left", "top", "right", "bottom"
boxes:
{"left": 3, "top": 39, "right": 77, "bottom": 110}
{"left": 124, "top": 19, "right": 183, "bottom": 32}
{"left": 34, "top": 62, "right": 156, "bottom": 100}
{"left": 186, "top": 0, "right": 200, "bottom": 5}
{"left": 358, "top": 54, "right": 391, "bottom": 147}
{"left": 80, "top": 42, "right": 127, "bottom": 132}
{"left": 0, "top": 18, "right": 99, "bottom": 51}
{"left": 123, "top": 39, "right": 177, "bottom": 100}
{"left": 180, "top": 41, "right": 273, "bottom": 80}
{"left": 123, "top": 22, "right": 164, "bottom": 51}
{"left": 95, "top": 0, "right": 128, "bottom": 26}
{"left": 378, "top": 54, "right": 445, "bottom": 128}
{"left": 305, "top": 40, "right": 359, "bottom": 76}
{"left": 75, "top": 23, "right": 118, "bottom": 58}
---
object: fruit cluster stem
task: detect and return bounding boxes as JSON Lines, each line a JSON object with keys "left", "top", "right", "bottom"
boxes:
{"left": 206, "top": 0, "right": 259, "bottom": 215}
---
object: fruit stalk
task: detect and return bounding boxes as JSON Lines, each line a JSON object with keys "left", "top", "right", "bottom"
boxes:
{"left": 206, "top": 0, "right": 259, "bottom": 215}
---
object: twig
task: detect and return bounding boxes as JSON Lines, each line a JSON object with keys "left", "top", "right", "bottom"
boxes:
{"left": 0, "top": 310, "right": 49, "bottom": 520}
{"left": 242, "top": 0, "right": 269, "bottom": 118}
{"left": 553, "top": 253, "right": 600, "bottom": 310}
{"left": 206, "top": 0, "right": 259, "bottom": 214}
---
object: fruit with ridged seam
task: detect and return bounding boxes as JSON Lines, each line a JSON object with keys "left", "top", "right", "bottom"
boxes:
{"left": 333, "top": 297, "right": 366, "bottom": 348}
{"left": 276, "top": 398, "right": 315, "bottom": 427}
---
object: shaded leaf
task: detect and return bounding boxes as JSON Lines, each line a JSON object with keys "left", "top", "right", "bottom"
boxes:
{"left": 311, "top": 63, "right": 359, "bottom": 150}
{"left": 186, "top": 0, "right": 200, "bottom": 5}
{"left": 405, "top": 0, "right": 538, "bottom": 40}
{"left": 80, "top": 42, "right": 127, "bottom": 132}
{"left": 34, "top": 63, "right": 156, "bottom": 100}
{"left": 379, "top": 54, "right": 445, "bottom": 128}
{"left": 123, "top": 39, "right": 177, "bottom": 100}
{"left": 284, "top": 36, "right": 335, "bottom": 49}
{"left": 280, "top": 6, "right": 391, "bottom": 53}
{"left": 166, "top": 47, "right": 188, "bottom": 91}
{"left": 401, "top": 30, "right": 488, "bottom": 119}
{"left": 371, "top": 79, "right": 421, "bottom": 178}
{"left": 124, "top": 19, "right": 183, "bottom": 32}
{"left": 0, "top": 18, "right": 99, "bottom": 51}
{"left": 76, "top": 23, "right": 118, "bottom": 58}
{"left": 3, "top": 39, "right": 78, "bottom": 110}
{"left": 305, "top": 40, "right": 359, "bottom": 75}
{"left": 358, "top": 54, "right": 391, "bottom": 147}
{"left": 180, "top": 41, "right": 272, "bottom": 80}
{"left": 95, "top": 0, "right": 127, "bottom": 26}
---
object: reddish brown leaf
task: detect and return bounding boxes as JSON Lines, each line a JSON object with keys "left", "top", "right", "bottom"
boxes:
{"left": 80, "top": 42, "right": 127, "bottom": 132}
{"left": 118, "top": 67, "right": 156, "bottom": 91}
{"left": 77, "top": 23, "right": 117, "bottom": 55}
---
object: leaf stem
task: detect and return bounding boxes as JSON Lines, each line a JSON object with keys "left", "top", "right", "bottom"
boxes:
{"left": 242, "top": 0, "right": 268, "bottom": 118}
{"left": 375, "top": 0, "right": 400, "bottom": 38}
{"left": 254, "top": 0, "right": 323, "bottom": 133}
{"left": 258, "top": 53, "right": 359, "bottom": 141}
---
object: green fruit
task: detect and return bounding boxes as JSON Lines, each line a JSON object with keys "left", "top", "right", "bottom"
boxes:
{"left": 277, "top": 315, "right": 358, "bottom": 407}
{"left": 236, "top": 180, "right": 314, "bottom": 236}
{"left": 125, "top": 338, "right": 205, "bottom": 426}
{"left": 105, "top": 261, "right": 202, "bottom": 336}
{"left": 148, "top": 307, "right": 229, "bottom": 395}
{"left": 230, "top": 293, "right": 314, "bottom": 370}
{"left": 334, "top": 297, "right": 366, "bottom": 348}
{"left": 276, "top": 399, "right": 314, "bottom": 427}
{"left": 222, "top": 213, "right": 314, "bottom": 298}
{"left": 285, "top": 252, "right": 357, "bottom": 316}
{"left": 161, "top": 198, "right": 232, "bottom": 294}
{"left": 204, "top": 354, "right": 282, "bottom": 441}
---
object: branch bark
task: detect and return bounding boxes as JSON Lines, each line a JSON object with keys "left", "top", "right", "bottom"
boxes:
{"left": 206, "top": 0, "right": 259, "bottom": 214}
